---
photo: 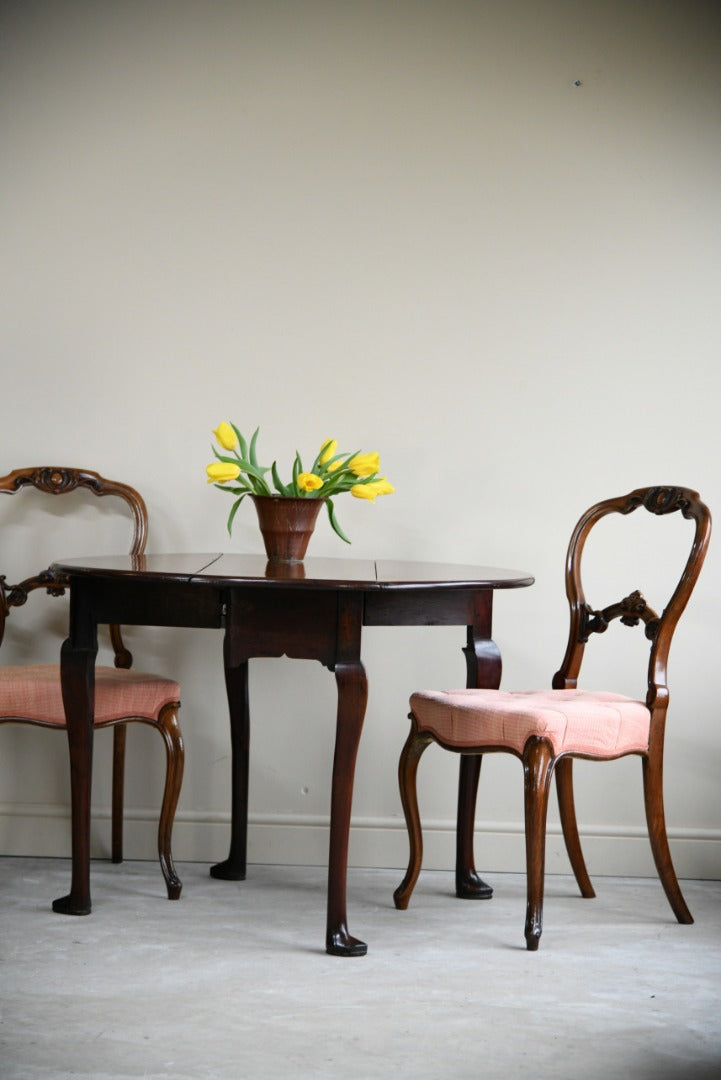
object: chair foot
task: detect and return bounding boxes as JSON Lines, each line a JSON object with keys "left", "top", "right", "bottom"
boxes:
{"left": 159, "top": 847, "right": 182, "bottom": 900}
{"left": 393, "top": 882, "right": 411, "bottom": 910}
{"left": 524, "top": 908, "right": 542, "bottom": 951}
{"left": 166, "top": 880, "right": 182, "bottom": 901}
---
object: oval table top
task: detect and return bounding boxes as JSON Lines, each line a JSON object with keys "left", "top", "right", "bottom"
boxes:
{"left": 51, "top": 552, "right": 535, "bottom": 591}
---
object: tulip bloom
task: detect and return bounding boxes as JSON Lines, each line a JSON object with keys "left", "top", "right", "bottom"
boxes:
{"left": 351, "top": 478, "right": 394, "bottom": 501}
{"left": 298, "top": 472, "right": 323, "bottom": 492}
{"left": 349, "top": 452, "right": 380, "bottom": 477}
{"left": 319, "top": 439, "right": 337, "bottom": 466}
{"left": 213, "top": 422, "right": 238, "bottom": 451}
{"left": 206, "top": 462, "right": 241, "bottom": 484}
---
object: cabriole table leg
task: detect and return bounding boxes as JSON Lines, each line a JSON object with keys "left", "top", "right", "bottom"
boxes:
{"left": 53, "top": 637, "right": 95, "bottom": 916}
{"left": 211, "top": 658, "right": 250, "bottom": 881}
{"left": 325, "top": 659, "right": 368, "bottom": 956}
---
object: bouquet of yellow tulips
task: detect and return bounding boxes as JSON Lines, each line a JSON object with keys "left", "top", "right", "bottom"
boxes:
{"left": 206, "top": 422, "right": 394, "bottom": 542}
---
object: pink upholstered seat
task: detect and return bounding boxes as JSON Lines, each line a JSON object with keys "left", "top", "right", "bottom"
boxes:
{"left": 394, "top": 487, "right": 712, "bottom": 950}
{"left": 410, "top": 688, "right": 650, "bottom": 758}
{"left": 0, "top": 665, "right": 180, "bottom": 726}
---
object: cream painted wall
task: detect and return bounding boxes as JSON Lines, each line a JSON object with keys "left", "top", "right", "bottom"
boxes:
{"left": 1, "top": 0, "right": 719, "bottom": 882}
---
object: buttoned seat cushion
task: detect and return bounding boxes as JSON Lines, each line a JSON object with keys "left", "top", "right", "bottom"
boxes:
{"left": 0, "top": 664, "right": 180, "bottom": 726}
{"left": 410, "top": 688, "right": 650, "bottom": 757}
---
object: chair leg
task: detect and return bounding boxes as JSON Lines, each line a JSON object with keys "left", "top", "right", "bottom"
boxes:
{"left": 555, "top": 757, "right": 595, "bottom": 898}
{"left": 523, "top": 737, "right": 555, "bottom": 951}
{"left": 393, "top": 723, "right": 433, "bottom": 910}
{"left": 642, "top": 751, "right": 692, "bottom": 924}
{"left": 155, "top": 703, "right": 185, "bottom": 901}
{"left": 456, "top": 754, "right": 493, "bottom": 900}
{"left": 111, "top": 723, "right": 127, "bottom": 864}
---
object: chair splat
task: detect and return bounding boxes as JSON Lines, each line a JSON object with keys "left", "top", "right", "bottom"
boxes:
{"left": 580, "top": 590, "right": 661, "bottom": 643}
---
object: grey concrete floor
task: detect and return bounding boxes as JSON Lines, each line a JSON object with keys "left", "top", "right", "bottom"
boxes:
{"left": 1, "top": 857, "right": 719, "bottom": 1080}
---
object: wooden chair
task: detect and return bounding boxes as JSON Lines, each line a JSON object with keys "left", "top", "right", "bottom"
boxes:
{"left": 394, "top": 486, "right": 711, "bottom": 949}
{"left": 0, "top": 466, "right": 184, "bottom": 899}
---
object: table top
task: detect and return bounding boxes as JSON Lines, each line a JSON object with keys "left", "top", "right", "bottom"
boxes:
{"left": 51, "top": 553, "right": 534, "bottom": 591}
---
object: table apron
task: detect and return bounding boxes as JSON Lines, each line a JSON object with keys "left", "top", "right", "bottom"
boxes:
{"left": 363, "top": 587, "right": 493, "bottom": 631}
{"left": 225, "top": 587, "right": 341, "bottom": 666}
{"left": 70, "top": 575, "right": 224, "bottom": 630}
{"left": 68, "top": 578, "right": 495, "bottom": 657}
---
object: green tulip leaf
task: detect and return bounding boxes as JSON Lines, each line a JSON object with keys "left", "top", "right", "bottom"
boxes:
{"left": 291, "top": 452, "right": 302, "bottom": 495}
{"left": 326, "top": 498, "right": 351, "bottom": 543}
{"left": 232, "top": 456, "right": 271, "bottom": 490}
{"left": 215, "top": 483, "right": 251, "bottom": 495}
{"left": 226, "top": 493, "right": 248, "bottom": 534}
{"left": 249, "top": 427, "right": 261, "bottom": 468}
{"left": 213, "top": 451, "right": 247, "bottom": 470}
{"left": 231, "top": 424, "right": 248, "bottom": 460}
{"left": 271, "top": 461, "right": 290, "bottom": 495}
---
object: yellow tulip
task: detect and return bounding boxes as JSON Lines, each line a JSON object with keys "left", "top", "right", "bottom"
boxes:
{"left": 319, "top": 438, "right": 337, "bottom": 465}
{"left": 351, "top": 478, "right": 394, "bottom": 502}
{"left": 349, "top": 452, "right": 380, "bottom": 477}
{"left": 206, "top": 462, "right": 241, "bottom": 484}
{"left": 212, "top": 422, "right": 237, "bottom": 451}
{"left": 350, "top": 484, "right": 376, "bottom": 501}
{"left": 298, "top": 472, "right": 323, "bottom": 492}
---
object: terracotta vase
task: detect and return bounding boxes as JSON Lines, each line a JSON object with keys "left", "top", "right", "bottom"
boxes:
{"left": 250, "top": 495, "right": 324, "bottom": 562}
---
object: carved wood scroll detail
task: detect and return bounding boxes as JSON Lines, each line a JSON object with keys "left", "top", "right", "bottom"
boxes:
{"left": 580, "top": 589, "right": 660, "bottom": 643}
{"left": 1, "top": 569, "right": 67, "bottom": 610}
{"left": 629, "top": 486, "right": 693, "bottom": 518}
{"left": 11, "top": 467, "right": 103, "bottom": 497}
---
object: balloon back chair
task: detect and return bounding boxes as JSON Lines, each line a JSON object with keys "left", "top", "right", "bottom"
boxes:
{"left": 394, "top": 486, "right": 711, "bottom": 949}
{"left": 0, "top": 466, "right": 184, "bottom": 899}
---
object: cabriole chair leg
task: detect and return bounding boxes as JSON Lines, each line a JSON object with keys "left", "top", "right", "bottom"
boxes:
{"left": 393, "top": 725, "right": 432, "bottom": 911}
{"left": 642, "top": 752, "right": 692, "bottom": 924}
{"left": 555, "top": 756, "right": 595, "bottom": 899}
{"left": 523, "top": 738, "right": 554, "bottom": 951}
{"left": 156, "top": 703, "right": 184, "bottom": 901}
